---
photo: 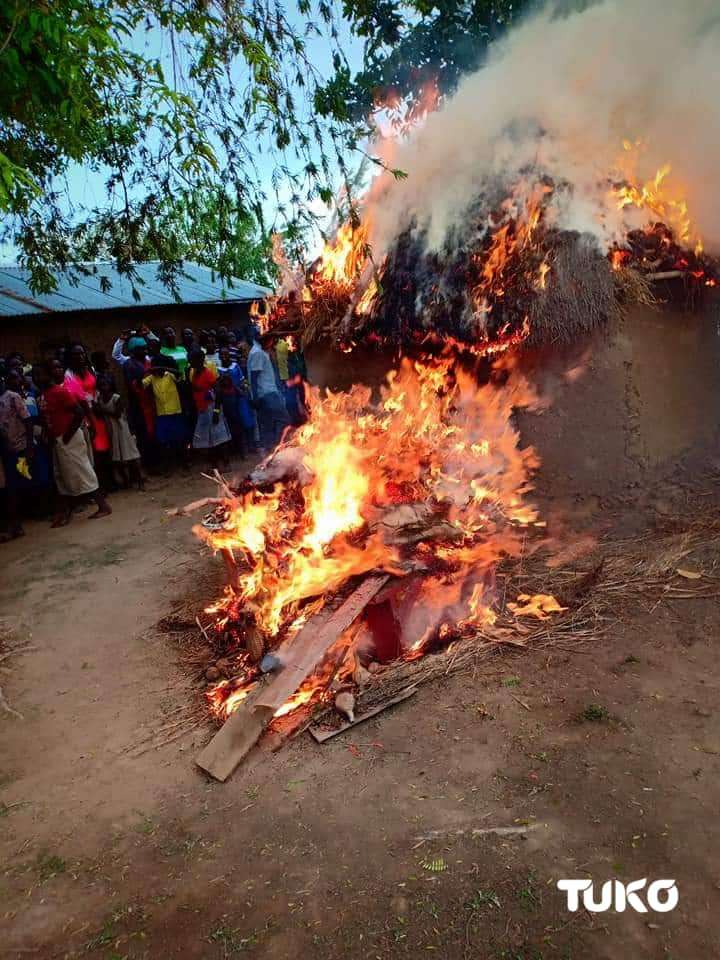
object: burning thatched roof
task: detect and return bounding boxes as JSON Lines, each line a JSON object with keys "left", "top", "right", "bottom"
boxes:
{"left": 291, "top": 169, "right": 718, "bottom": 357}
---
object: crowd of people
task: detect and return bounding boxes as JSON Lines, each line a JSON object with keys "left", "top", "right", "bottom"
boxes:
{"left": 0, "top": 322, "right": 308, "bottom": 540}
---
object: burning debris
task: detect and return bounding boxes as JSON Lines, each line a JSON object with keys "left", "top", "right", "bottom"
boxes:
{"left": 190, "top": 153, "right": 717, "bottom": 779}
{"left": 185, "top": 2, "right": 720, "bottom": 778}
{"left": 188, "top": 348, "right": 563, "bottom": 778}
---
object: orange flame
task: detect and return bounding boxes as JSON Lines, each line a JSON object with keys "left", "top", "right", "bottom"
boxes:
{"left": 507, "top": 594, "right": 567, "bottom": 620}
{"left": 613, "top": 162, "right": 695, "bottom": 246}
{"left": 317, "top": 221, "right": 370, "bottom": 285}
{"left": 197, "top": 353, "right": 554, "bottom": 687}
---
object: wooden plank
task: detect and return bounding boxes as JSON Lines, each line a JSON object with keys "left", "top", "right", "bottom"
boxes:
{"left": 309, "top": 685, "right": 418, "bottom": 743}
{"left": 195, "top": 704, "right": 274, "bottom": 783}
{"left": 255, "top": 574, "right": 390, "bottom": 711}
{"left": 196, "top": 574, "right": 389, "bottom": 781}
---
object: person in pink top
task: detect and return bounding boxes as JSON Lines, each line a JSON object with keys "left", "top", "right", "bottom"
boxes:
{"left": 64, "top": 344, "right": 111, "bottom": 483}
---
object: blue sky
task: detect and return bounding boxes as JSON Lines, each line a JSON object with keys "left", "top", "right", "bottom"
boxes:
{"left": 2, "top": 6, "right": 365, "bottom": 265}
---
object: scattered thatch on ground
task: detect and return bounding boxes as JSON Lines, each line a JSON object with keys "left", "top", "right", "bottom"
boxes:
{"left": 142, "top": 502, "right": 720, "bottom": 753}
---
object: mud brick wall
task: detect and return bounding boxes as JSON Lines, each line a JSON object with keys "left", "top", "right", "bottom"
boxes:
{"left": 307, "top": 294, "right": 720, "bottom": 498}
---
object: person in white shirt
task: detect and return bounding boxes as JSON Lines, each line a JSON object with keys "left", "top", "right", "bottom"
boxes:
{"left": 245, "top": 332, "right": 290, "bottom": 454}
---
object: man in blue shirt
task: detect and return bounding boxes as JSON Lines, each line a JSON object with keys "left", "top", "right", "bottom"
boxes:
{"left": 245, "top": 332, "right": 290, "bottom": 454}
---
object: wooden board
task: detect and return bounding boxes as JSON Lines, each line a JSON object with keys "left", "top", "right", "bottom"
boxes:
{"left": 309, "top": 685, "right": 417, "bottom": 743}
{"left": 196, "top": 574, "right": 389, "bottom": 781}
{"left": 255, "top": 574, "right": 389, "bottom": 710}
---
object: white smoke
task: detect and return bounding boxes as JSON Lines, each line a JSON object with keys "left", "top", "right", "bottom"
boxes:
{"left": 369, "top": 0, "right": 720, "bottom": 256}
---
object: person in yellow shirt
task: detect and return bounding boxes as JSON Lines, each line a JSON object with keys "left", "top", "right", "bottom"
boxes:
{"left": 142, "top": 362, "right": 187, "bottom": 467}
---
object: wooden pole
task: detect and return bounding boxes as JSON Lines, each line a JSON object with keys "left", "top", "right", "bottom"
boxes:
{"left": 196, "top": 574, "right": 390, "bottom": 781}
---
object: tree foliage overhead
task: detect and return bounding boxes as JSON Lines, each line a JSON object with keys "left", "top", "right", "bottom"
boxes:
{"left": 0, "top": 0, "right": 529, "bottom": 293}
{"left": 141, "top": 189, "right": 277, "bottom": 289}
{"left": 0, "top": 0, "right": 364, "bottom": 291}
{"left": 318, "top": 1, "right": 529, "bottom": 121}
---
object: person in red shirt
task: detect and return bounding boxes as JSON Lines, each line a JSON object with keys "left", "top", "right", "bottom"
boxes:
{"left": 36, "top": 359, "right": 111, "bottom": 526}
{"left": 187, "top": 348, "right": 231, "bottom": 467}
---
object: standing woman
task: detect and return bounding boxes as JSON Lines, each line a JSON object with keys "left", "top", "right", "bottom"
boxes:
{"left": 37, "top": 360, "right": 111, "bottom": 525}
{"left": 63, "top": 344, "right": 111, "bottom": 462}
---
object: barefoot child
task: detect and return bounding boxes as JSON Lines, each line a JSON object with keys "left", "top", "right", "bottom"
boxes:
{"left": 94, "top": 375, "right": 144, "bottom": 489}
{"left": 188, "top": 348, "right": 231, "bottom": 468}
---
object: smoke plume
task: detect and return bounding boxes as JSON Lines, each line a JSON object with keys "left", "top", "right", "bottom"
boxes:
{"left": 369, "top": 0, "right": 720, "bottom": 257}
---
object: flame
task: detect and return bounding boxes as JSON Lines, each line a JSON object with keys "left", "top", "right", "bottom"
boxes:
{"left": 356, "top": 276, "right": 379, "bottom": 315}
{"left": 507, "top": 593, "right": 567, "bottom": 620}
{"left": 612, "top": 162, "right": 694, "bottom": 245}
{"left": 317, "top": 221, "right": 370, "bottom": 285}
{"left": 198, "top": 351, "right": 563, "bottom": 717}
{"left": 610, "top": 248, "right": 631, "bottom": 271}
{"left": 537, "top": 260, "right": 551, "bottom": 290}
{"left": 273, "top": 687, "right": 315, "bottom": 719}
{"left": 207, "top": 679, "right": 258, "bottom": 719}
{"left": 470, "top": 181, "right": 554, "bottom": 332}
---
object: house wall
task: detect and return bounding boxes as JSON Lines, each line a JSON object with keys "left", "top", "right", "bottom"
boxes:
{"left": 306, "top": 295, "right": 720, "bottom": 497}
{"left": 0, "top": 301, "right": 255, "bottom": 362}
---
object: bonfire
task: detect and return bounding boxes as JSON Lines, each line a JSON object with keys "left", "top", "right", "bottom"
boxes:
{"left": 182, "top": 91, "right": 719, "bottom": 780}
{"left": 183, "top": 342, "right": 569, "bottom": 780}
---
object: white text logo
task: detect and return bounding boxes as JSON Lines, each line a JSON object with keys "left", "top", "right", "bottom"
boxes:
{"left": 557, "top": 879, "right": 678, "bottom": 913}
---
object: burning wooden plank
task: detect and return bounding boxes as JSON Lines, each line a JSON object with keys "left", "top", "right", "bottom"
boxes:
{"left": 196, "top": 574, "right": 390, "bottom": 781}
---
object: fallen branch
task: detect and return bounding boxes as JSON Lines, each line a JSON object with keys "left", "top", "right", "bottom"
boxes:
{"left": 166, "top": 496, "right": 223, "bottom": 518}
{"left": 416, "top": 823, "right": 540, "bottom": 842}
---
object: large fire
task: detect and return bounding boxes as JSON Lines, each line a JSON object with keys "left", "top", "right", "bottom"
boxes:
{"left": 202, "top": 138, "right": 716, "bottom": 727}
{"left": 198, "top": 351, "right": 547, "bottom": 720}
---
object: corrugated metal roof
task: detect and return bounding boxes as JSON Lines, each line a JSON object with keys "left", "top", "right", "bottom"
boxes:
{"left": 0, "top": 261, "right": 271, "bottom": 317}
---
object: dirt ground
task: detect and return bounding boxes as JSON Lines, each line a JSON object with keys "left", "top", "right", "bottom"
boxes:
{"left": 2, "top": 454, "right": 720, "bottom": 960}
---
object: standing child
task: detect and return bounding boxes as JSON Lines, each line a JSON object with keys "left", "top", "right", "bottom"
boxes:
{"left": 142, "top": 362, "right": 186, "bottom": 470}
{"left": 94, "top": 375, "right": 144, "bottom": 489}
{"left": 188, "top": 348, "right": 231, "bottom": 468}
{"left": 217, "top": 348, "right": 256, "bottom": 456}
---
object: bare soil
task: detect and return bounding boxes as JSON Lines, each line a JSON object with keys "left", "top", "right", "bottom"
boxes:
{"left": 2, "top": 460, "right": 720, "bottom": 960}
